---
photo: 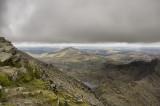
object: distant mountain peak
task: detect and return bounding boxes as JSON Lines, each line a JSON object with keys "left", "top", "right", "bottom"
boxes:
{"left": 59, "top": 47, "right": 80, "bottom": 53}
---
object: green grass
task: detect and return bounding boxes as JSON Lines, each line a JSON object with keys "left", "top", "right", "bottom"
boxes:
{"left": 27, "top": 79, "right": 48, "bottom": 90}
{"left": 19, "top": 72, "right": 33, "bottom": 83}
{"left": 0, "top": 72, "right": 11, "bottom": 86}
{"left": 2, "top": 104, "right": 16, "bottom": 106}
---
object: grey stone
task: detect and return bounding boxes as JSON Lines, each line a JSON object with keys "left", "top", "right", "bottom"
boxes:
{"left": 0, "top": 85, "right": 3, "bottom": 90}
{"left": 0, "top": 52, "right": 12, "bottom": 63}
{"left": 0, "top": 48, "right": 4, "bottom": 52}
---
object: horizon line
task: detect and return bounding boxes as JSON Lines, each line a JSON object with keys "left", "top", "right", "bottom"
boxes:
{"left": 13, "top": 42, "right": 160, "bottom": 48}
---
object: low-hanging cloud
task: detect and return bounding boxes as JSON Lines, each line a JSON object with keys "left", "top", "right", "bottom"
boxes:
{"left": 0, "top": 0, "right": 160, "bottom": 43}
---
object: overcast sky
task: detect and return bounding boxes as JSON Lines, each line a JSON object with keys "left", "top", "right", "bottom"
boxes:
{"left": 0, "top": 0, "right": 160, "bottom": 43}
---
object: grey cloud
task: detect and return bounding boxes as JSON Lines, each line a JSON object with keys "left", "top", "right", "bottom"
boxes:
{"left": 1, "top": 0, "right": 160, "bottom": 42}
{"left": 0, "top": 0, "right": 7, "bottom": 29}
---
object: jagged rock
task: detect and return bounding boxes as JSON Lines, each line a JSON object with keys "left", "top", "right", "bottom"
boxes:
{"left": 19, "top": 67, "right": 27, "bottom": 74}
{"left": 34, "top": 90, "right": 42, "bottom": 94}
{"left": 0, "top": 66, "right": 19, "bottom": 81}
{"left": 24, "top": 100, "right": 33, "bottom": 105}
{"left": 0, "top": 52, "right": 12, "bottom": 63}
{"left": 75, "top": 95, "right": 84, "bottom": 103}
{"left": 16, "top": 87, "right": 25, "bottom": 92}
{"left": 0, "top": 85, "right": 2, "bottom": 90}
{"left": 12, "top": 71, "right": 18, "bottom": 81}
{"left": 4, "top": 88, "right": 9, "bottom": 93}
{"left": 21, "top": 92, "right": 31, "bottom": 96}
{"left": 3, "top": 46, "right": 14, "bottom": 53}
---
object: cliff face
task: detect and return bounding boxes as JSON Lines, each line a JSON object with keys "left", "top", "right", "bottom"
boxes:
{"left": 0, "top": 37, "right": 103, "bottom": 106}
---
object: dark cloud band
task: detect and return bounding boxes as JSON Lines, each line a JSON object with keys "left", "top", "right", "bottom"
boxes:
{"left": 0, "top": 0, "right": 160, "bottom": 43}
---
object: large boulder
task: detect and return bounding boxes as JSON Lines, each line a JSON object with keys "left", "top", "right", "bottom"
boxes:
{"left": 0, "top": 52, "right": 12, "bottom": 63}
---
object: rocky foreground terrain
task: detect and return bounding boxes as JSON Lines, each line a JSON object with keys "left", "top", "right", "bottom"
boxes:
{"left": 32, "top": 47, "right": 160, "bottom": 106}
{"left": 0, "top": 37, "right": 103, "bottom": 106}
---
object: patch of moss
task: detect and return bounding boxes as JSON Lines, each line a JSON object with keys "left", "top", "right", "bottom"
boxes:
{"left": 72, "top": 103, "right": 89, "bottom": 106}
{"left": 17, "top": 66, "right": 41, "bottom": 83}
{"left": 2, "top": 103, "right": 16, "bottom": 106}
{"left": 18, "top": 72, "right": 33, "bottom": 83}
{"left": 28, "top": 79, "right": 48, "bottom": 90}
{"left": 0, "top": 72, "right": 11, "bottom": 86}
{"left": 58, "top": 98, "right": 70, "bottom": 106}
{"left": 12, "top": 61, "right": 22, "bottom": 68}
{"left": 38, "top": 90, "right": 58, "bottom": 105}
{"left": 0, "top": 90, "right": 8, "bottom": 103}
{"left": 33, "top": 68, "right": 42, "bottom": 79}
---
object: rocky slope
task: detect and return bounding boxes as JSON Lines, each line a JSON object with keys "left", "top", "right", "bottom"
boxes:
{"left": 33, "top": 47, "right": 160, "bottom": 106}
{"left": 95, "top": 59, "right": 160, "bottom": 106}
{"left": 0, "top": 37, "right": 103, "bottom": 106}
